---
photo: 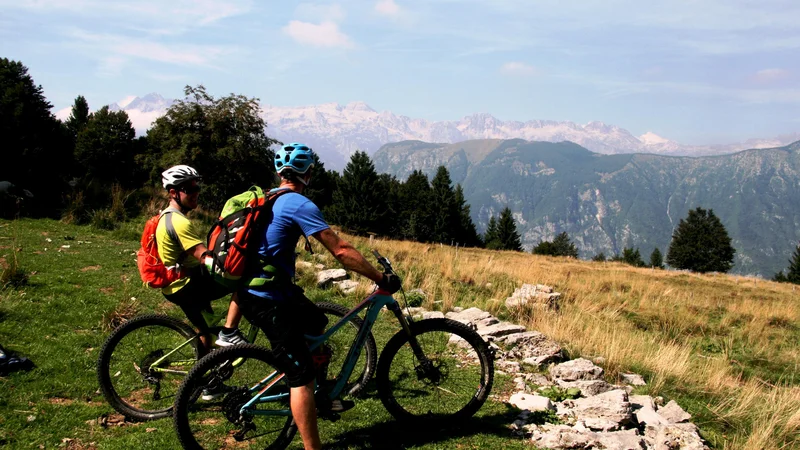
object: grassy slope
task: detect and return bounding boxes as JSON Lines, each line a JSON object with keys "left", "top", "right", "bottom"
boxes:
{"left": 1, "top": 218, "right": 799, "bottom": 449}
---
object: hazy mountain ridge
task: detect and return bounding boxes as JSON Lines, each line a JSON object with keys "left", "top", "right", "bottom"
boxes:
{"left": 56, "top": 94, "right": 800, "bottom": 171}
{"left": 374, "top": 139, "right": 800, "bottom": 277}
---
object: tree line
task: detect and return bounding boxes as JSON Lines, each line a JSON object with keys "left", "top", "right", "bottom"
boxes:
{"left": 7, "top": 57, "right": 800, "bottom": 280}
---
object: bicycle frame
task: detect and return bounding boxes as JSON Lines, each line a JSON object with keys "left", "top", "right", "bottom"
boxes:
{"left": 240, "top": 289, "right": 411, "bottom": 417}
{"left": 147, "top": 310, "right": 260, "bottom": 375}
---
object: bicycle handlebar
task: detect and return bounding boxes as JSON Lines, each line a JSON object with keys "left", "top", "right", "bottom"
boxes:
{"left": 372, "top": 249, "right": 394, "bottom": 274}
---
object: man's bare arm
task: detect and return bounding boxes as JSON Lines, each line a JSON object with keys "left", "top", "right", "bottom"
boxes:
{"left": 313, "top": 228, "right": 383, "bottom": 283}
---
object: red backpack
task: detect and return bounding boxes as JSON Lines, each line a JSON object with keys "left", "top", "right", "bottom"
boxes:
{"left": 136, "top": 209, "right": 186, "bottom": 289}
{"left": 205, "top": 187, "right": 293, "bottom": 286}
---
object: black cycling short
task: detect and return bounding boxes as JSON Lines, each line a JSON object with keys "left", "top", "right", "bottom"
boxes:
{"left": 236, "top": 285, "right": 328, "bottom": 388}
{"left": 163, "top": 267, "right": 232, "bottom": 334}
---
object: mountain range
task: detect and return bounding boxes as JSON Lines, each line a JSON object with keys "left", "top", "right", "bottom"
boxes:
{"left": 373, "top": 139, "right": 800, "bottom": 277}
{"left": 57, "top": 93, "right": 800, "bottom": 171}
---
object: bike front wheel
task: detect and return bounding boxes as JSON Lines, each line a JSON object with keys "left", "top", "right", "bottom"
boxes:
{"left": 97, "top": 314, "right": 203, "bottom": 421}
{"left": 173, "top": 344, "right": 296, "bottom": 450}
{"left": 377, "top": 318, "right": 494, "bottom": 425}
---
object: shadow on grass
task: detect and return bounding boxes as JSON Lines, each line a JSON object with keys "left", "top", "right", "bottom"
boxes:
{"left": 323, "top": 405, "right": 523, "bottom": 449}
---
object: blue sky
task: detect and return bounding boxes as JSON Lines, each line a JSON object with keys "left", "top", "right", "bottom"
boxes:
{"left": 2, "top": 0, "right": 799, "bottom": 144}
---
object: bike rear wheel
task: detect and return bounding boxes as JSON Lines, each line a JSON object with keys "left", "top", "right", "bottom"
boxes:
{"left": 173, "top": 344, "right": 296, "bottom": 450}
{"left": 316, "top": 301, "right": 377, "bottom": 397}
{"left": 97, "top": 314, "right": 203, "bottom": 421}
{"left": 377, "top": 318, "right": 494, "bottom": 425}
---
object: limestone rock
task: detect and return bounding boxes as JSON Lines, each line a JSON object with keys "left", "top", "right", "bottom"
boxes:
{"left": 422, "top": 311, "right": 445, "bottom": 319}
{"left": 476, "top": 322, "right": 527, "bottom": 339}
{"left": 451, "top": 306, "right": 463, "bottom": 313}
{"left": 645, "top": 423, "right": 707, "bottom": 450}
{"left": 529, "top": 425, "right": 645, "bottom": 450}
{"left": 630, "top": 395, "right": 668, "bottom": 427}
{"left": 550, "top": 358, "right": 604, "bottom": 381}
{"left": 560, "top": 389, "right": 634, "bottom": 431}
{"left": 445, "top": 307, "right": 491, "bottom": 322}
{"left": 555, "top": 379, "right": 616, "bottom": 397}
{"left": 621, "top": 372, "right": 647, "bottom": 386}
{"left": 505, "top": 284, "right": 561, "bottom": 310}
{"left": 317, "top": 269, "right": 347, "bottom": 288}
{"left": 509, "top": 393, "right": 554, "bottom": 412}
{"left": 496, "top": 360, "right": 522, "bottom": 373}
{"left": 658, "top": 400, "right": 691, "bottom": 424}
{"left": 333, "top": 279, "right": 359, "bottom": 294}
{"left": 500, "top": 331, "right": 564, "bottom": 365}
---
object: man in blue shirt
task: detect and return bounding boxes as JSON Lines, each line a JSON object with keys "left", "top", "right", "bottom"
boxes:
{"left": 235, "top": 143, "right": 401, "bottom": 450}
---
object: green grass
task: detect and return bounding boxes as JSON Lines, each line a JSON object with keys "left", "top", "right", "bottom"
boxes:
{"left": 0, "top": 218, "right": 528, "bottom": 449}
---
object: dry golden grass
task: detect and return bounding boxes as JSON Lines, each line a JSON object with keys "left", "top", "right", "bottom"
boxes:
{"left": 328, "top": 232, "right": 800, "bottom": 449}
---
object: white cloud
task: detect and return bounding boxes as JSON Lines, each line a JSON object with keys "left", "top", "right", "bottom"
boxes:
{"left": 375, "top": 0, "right": 400, "bottom": 16}
{"left": 67, "top": 29, "right": 228, "bottom": 70}
{"left": 752, "top": 68, "right": 790, "bottom": 84}
{"left": 295, "top": 3, "right": 346, "bottom": 22}
{"left": 500, "top": 62, "right": 537, "bottom": 76}
{"left": 283, "top": 20, "right": 354, "bottom": 48}
{"left": 2, "top": 0, "right": 252, "bottom": 34}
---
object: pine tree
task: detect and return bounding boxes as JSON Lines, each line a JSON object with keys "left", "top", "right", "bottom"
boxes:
{"left": 621, "top": 247, "right": 646, "bottom": 267}
{"left": 399, "top": 170, "right": 433, "bottom": 242}
{"left": 495, "top": 207, "right": 523, "bottom": 251}
{"left": 429, "top": 166, "right": 459, "bottom": 243}
{"left": 303, "top": 153, "right": 337, "bottom": 212}
{"left": 533, "top": 232, "right": 578, "bottom": 257}
{"left": 649, "top": 248, "right": 664, "bottom": 269}
{"left": 453, "top": 184, "right": 481, "bottom": 247}
{"left": 592, "top": 252, "right": 607, "bottom": 262}
{"left": 666, "top": 207, "right": 736, "bottom": 273}
{"left": 328, "top": 151, "right": 387, "bottom": 235}
{"left": 66, "top": 95, "right": 90, "bottom": 139}
{"left": 484, "top": 216, "right": 499, "bottom": 249}
{"left": 774, "top": 244, "right": 800, "bottom": 284}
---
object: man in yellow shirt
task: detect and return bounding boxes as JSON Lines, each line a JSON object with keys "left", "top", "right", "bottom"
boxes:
{"left": 157, "top": 166, "right": 245, "bottom": 365}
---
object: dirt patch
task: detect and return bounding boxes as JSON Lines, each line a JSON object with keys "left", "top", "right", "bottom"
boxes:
{"left": 97, "top": 413, "right": 128, "bottom": 428}
{"left": 99, "top": 287, "right": 114, "bottom": 294}
{"left": 81, "top": 265, "right": 101, "bottom": 272}
{"left": 61, "top": 438, "right": 97, "bottom": 450}
{"left": 48, "top": 397, "right": 75, "bottom": 406}
{"left": 200, "top": 417, "right": 223, "bottom": 426}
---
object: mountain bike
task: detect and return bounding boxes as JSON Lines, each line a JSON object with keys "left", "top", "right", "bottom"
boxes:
{"left": 97, "top": 298, "right": 377, "bottom": 422}
{"left": 172, "top": 250, "right": 495, "bottom": 449}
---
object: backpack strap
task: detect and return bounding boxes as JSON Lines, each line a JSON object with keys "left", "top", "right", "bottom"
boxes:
{"left": 160, "top": 207, "right": 188, "bottom": 268}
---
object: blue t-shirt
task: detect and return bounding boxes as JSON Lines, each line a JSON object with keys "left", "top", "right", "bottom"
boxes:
{"left": 246, "top": 189, "right": 329, "bottom": 300}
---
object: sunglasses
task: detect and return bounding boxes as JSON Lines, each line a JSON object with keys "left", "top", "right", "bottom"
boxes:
{"left": 179, "top": 185, "right": 201, "bottom": 194}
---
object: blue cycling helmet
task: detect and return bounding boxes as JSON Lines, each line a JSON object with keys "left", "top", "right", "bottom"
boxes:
{"left": 275, "top": 142, "right": 316, "bottom": 175}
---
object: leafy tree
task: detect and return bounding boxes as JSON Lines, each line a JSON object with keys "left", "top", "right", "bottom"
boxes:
{"left": 533, "top": 232, "right": 578, "bottom": 257}
{"left": 429, "top": 166, "right": 459, "bottom": 243}
{"left": 649, "top": 248, "right": 664, "bottom": 269}
{"left": 666, "top": 207, "right": 736, "bottom": 273}
{"left": 494, "top": 207, "right": 523, "bottom": 251}
{"left": 66, "top": 95, "right": 90, "bottom": 139}
{"left": 74, "top": 106, "right": 137, "bottom": 186}
{"left": 145, "top": 85, "right": 278, "bottom": 210}
{"left": 484, "top": 215, "right": 499, "bottom": 249}
{"left": 453, "top": 184, "right": 481, "bottom": 247}
{"left": 328, "top": 151, "right": 386, "bottom": 235}
{"left": 621, "top": 247, "right": 646, "bottom": 267}
{"left": 0, "top": 58, "right": 70, "bottom": 207}
{"left": 774, "top": 244, "right": 800, "bottom": 284}
{"left": 592, "top": 252, "right": 607, "bottom": 262}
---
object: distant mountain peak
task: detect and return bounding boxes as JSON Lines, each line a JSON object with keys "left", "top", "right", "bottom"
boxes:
{"left": 639, "top": 132, "right": 671, "bottom": 145}
{"left": 92, "top": 92, "right": 800, "bottom": 169}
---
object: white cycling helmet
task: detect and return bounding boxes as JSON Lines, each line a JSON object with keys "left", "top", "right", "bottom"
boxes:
{"left": 162, "top": 165, "right": 201, "bottom": 189}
